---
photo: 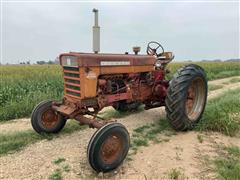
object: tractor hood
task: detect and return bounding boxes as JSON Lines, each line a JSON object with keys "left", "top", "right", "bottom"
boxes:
{"left": 59, "top": 52, "right": 156, "bottom": 67}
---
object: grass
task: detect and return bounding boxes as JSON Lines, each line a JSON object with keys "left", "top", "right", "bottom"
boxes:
{"left": 213, "top": 146, "right": 240, "bottom": 180}
{"left": 197, "top": 134, "right": 204, "bottom": 143}
{"left": 167, "top": 168, "right": 185, "bottom": 180}
{"left": 208, "top": 84, "right": 223, "bottom": 91}
{"left": 129, "top": 119, "right": 172, "bottom": 155}
{"left": 0, "top": 121, "right": 85, "bottom": 156}
{"left": 196, "top": 88, "right": 240, "bottom": 136}
{"left": 62, "top": 164, "right": 70, "bottom": 172}
{"left": 53, "top": 158, "right": 66, "bottom": 165}
{"left": 229, "top": 77, "right": 240, "bottom": 83}
{"left": 49, "top": 158, "right": 71, "bottom": 180}
{"left": 48, "top": 169, "right": 62, "bottom": 180}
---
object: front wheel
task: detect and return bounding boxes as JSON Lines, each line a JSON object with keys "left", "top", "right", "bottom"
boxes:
{"left": 31, "top": 100, "right": 66, "bottom": 134}
{"left": 87, "top": 123, "right": 130, "bottom": 172}
{"left": 165, "top": 64, "right": 208, "bottom": 131}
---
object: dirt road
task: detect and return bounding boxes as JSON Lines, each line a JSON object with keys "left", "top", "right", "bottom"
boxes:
{"left": 0, "top": 76, "right": 239, "bottom": 180}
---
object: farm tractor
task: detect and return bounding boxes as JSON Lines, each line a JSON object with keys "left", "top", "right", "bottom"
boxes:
{"left": 31, "top": 9, "right": 208, "bottom": 172}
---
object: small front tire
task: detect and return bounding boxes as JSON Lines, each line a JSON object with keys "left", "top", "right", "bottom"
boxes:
{"left": 31, "top": 100, "right": 66, "bottom": 134}
{"left": 87, "top": 123, "right": 130, "bottom": 172}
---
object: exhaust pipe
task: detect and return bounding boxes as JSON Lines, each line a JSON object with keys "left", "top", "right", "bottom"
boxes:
{"left": 92, "top": 8, "right": 100, "bottom": 54}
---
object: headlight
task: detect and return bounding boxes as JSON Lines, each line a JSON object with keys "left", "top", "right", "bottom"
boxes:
{"left": 61, "top": 56, "right": 78, "bottom": 67}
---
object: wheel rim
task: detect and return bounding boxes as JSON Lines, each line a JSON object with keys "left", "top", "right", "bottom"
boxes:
{"left": 100, "top": 133, "right": 124, "bottom": 165}
{"left": 41, "top": 108, "right": 60, "bottom": 129}
{"left": 185, "top": 77, "right": 206, "bottom": 121}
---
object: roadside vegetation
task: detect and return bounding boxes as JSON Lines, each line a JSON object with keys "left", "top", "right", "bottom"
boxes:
{"left": 1, "top": 62, "right": 240, "bottom": 121}
{"left": 48, "top": 157, "right": 70, "bottom": 180}
{"left": 0, "top": 121, "right": 85, "bottom": 156}
{"left": 197, "top": 88, "right": 240, "bottom": 136}
{"left": 214, "top": 146, "right": 240, "bottom": 180}
{"left": 205, "top": 145, "right": 240, "bottom": 180}
{"left": 208, "top": 84, "right": 223, "bottom": 91}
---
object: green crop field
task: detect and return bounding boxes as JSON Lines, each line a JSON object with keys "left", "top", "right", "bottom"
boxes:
{"left": 0, "top": 62, "right": 240, "bottom": 121}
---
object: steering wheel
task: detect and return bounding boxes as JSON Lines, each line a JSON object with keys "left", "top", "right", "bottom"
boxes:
{"left": 146, "top": 41, "right": 164, "bottom": 56}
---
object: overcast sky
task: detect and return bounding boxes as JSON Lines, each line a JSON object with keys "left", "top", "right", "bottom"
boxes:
{"left": 1, "top": 1, "right": 239, "bottom": 64}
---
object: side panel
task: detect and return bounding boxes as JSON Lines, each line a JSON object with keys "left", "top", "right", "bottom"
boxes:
{"left": 81, "top": 67, "right": 100, "bottom": 98}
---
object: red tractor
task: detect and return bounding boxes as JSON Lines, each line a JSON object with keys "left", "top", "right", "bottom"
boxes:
{"left": 31, "top": 9, "right": 207, "bottom": 172}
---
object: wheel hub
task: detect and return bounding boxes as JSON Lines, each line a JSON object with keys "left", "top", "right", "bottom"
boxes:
{"left": 186, "top": 77, "right": 206, "bottom": 121}
{"left": 100, "top": 134, "right": 124, "bottom": 164}
{"left": 41, "top": 109, "right": 60, "bottom": 129}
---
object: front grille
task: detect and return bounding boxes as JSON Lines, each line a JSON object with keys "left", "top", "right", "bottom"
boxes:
{"left": 63, "top": 66, "right": 81, "bottom": 98}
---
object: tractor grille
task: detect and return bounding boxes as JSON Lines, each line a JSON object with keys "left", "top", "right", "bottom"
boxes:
{"left": 63, "top": 66, "right": 81, "bottom": 98}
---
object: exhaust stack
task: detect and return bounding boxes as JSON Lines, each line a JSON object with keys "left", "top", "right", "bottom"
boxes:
{"left": 92, "top": 8, "right": 100, "bottom": 54}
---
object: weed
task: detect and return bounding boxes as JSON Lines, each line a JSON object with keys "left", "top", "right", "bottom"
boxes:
{"left": 168, "top": 168, "right": 185, "bottom": 180}
{"left": 62, "top": 164, "right": 70, "bottom": 172}
{"left": 53, "top": 158, "right": 65, "bottom": 165}
{"left": 129, "top": 119, "right": 172, "bottom": 156}
{"left": 48, "top": 169, "right": 62, "bottom": 180}
{"left": 197, "top": 134, "right": 204, "bottom": 143}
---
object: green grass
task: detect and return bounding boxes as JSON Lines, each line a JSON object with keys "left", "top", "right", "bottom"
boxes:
{"left": 48, "top": 169, "right": 62, "bottom": 180}
{"left": 197, "top": 134, "right": 204, "bottom": 143}
{"left": 196, "top": 88, "right": 240, "bottom": 136}
{"left": 230, "top": 77, "right": 240, "bottom": 83}
{"left": 129, "top": 119, "right": 172, "bottom": 155}
{"left": 167, "top": 168, "right": 185, "bottom": 180}
{"left": 214, "top": 146, "right": 240, "bottom": 180}
{"left": 53, "top": 158, "right": 66, "bottom": 165}
{"left": 0, "top": 121, "right": 85, "bottom": 156}
{"left": 208, "top": 84, "right": 223, "bottom": 91}
{"left": 62, "top": 164, "right": 70, "bottom": 172}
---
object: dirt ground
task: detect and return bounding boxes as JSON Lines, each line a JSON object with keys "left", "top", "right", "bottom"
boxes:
{"left": 0, "top": 76, "right": 240, "bottom": 180}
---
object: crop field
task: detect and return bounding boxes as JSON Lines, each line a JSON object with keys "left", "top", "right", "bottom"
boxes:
{"left": 0, "top": 62, "right": 240, "bottom": 121}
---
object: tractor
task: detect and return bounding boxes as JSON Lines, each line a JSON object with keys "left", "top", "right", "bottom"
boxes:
{"left": 31, "top": 9, "right": 208, "bottom": 172}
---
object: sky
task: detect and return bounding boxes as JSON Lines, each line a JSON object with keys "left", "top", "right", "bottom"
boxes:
{"left": 0, "top": 1, "right": 239, "bottom": 64}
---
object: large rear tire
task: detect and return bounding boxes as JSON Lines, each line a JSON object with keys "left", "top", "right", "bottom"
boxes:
{"left": 165, "top": 64, "right": 208, "bottom": 131}
{"left": 87, "top": 123, "right": 130, "bottom": 172}
{"left": 31, "top": 100, "right": 66, "bottom": 134}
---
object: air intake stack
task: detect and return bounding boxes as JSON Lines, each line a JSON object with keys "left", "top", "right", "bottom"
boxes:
{"left": 92, "top": 8, "right": 100, "bottom": 53}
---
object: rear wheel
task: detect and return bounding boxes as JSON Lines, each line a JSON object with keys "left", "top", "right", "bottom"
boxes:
{"left": 31, "top": 100, "right": 66, "bottom": 134}
{"left": 87, "top": 123, "right": 130, "bottom": 172}
{"left": 165, "top": 64, "right": 207, "bottom": 131}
